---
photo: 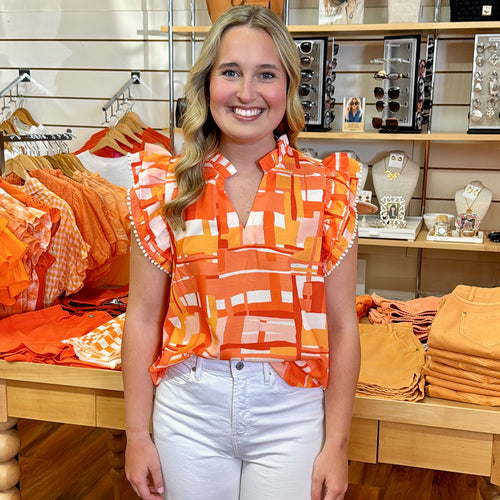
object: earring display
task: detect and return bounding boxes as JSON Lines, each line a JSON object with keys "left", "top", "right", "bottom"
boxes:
{"left": 294, "top": 37, "right": 337, "bottom": 131}
{"left": 371, "top": 35, "right": 421, "bottom": 133}
{"left": 468, "top": 34, "right": 500, "bottom": 133}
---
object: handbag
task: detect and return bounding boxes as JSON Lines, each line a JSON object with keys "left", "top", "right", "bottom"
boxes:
{"left": 206, "top": 0, "right": 284, "bottom": 23}
{"left": 449, "top": 0, "right": 500, "bottom": 22}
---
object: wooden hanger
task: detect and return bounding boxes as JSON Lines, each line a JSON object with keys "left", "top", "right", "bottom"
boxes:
{"left": 10, "top": 107, "right": 39, "bottom": 127}
{"left": 118, "top": 115, "right": 144, "bottom": 136}
{"left": 124, "top": 110, "right": 148, "bottom": 130}
{"left": 89, "top": 135, "right": 129, "bottom": 156}
{"left": 115, "top": 122, "right": 142, "bottom": 143}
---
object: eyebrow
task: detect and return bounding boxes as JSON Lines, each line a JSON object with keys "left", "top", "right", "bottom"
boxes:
{"left": 216, "top": 62, "right": 282, "bottom": 71}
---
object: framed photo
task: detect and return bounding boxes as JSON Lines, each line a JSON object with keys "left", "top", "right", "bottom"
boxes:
{"left": 380, "top": 195, "right": 406, "bottom": 227}
{"left": 319, "top": 0, "right": 365, "bottom": 25}
{"left": 342, "top": 97, "right": 365, "bottom": 132}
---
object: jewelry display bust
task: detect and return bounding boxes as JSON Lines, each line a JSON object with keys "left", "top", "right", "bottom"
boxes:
{"left": 372, "top": 151, "right": 420, "bottom": 209}
{"left": 454, "top": 180, "right": 493, "bottom": 227}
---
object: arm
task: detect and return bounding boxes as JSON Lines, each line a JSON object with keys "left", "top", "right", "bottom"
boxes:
{"left": 122, "top": 236, "right": 171, "bottom": 499}
{"left": 312, "top": 237, "right": 361, "bottom": 500}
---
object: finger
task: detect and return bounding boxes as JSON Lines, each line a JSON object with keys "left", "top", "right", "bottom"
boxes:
{"left": 149, "top": 464, "right": 164, "bottom": 496}
{"left": 311, "top": 478, "right": 323, "bottom": 500}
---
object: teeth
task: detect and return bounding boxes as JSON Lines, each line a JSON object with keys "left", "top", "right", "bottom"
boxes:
{"left": 233, "top": 107, "right": 261, "bottom": 117}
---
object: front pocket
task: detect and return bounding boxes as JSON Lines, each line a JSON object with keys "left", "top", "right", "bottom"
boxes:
{"left": 459, "top": 310, "right": 500, "bottom": 348}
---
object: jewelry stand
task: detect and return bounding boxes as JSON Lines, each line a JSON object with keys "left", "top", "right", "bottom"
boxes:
{"left": 467, "top": 34, "right": 500, "bottom": 133}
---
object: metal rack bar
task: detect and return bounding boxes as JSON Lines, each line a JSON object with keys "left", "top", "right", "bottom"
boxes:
{"left": 168, "top": 0, "right": 175, "bottom": 151}
{"left": 0, "top": 129, "right": 74, "bottom": 176}
{"left": 0, "top": 69, "right": 31, "bottom": 100}
{"left": 102, "top": 72, "right": 141, "bottom": 123}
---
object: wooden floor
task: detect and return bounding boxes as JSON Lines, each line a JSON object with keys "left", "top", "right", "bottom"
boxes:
{"left": 16, "top": 418, "right": 486, "bottom": 500}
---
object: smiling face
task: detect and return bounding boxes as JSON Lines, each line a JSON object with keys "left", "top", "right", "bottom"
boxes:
{"left": 208, "top": 25, "right": 288, "bottom": 155}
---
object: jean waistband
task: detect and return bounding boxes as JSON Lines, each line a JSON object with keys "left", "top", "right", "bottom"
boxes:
{"left": 182, "top": 355, "right": 272, "bottom": 378}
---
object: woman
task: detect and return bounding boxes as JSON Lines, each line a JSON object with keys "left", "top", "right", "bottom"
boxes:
{"left": 123, "top": 5, "right": 360, "bottom": 500}
{"left": 320, "top": 0, "right": 364, "bottom": 25}
{"left": 345, "top": 97, "right": 362, "bottom": 122}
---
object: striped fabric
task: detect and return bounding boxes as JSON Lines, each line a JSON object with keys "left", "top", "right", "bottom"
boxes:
{"left": 129, "top": 136, "right": 359, "bottom": 388}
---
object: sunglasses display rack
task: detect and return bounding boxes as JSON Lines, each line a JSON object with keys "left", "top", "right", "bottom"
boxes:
{"left": 294, "top": 37, "right": 336, "bottom": 131}
{"left": 416, "top": 36, "right": 436, "bottom": 132}
{"left": 467, "top": 33, "right": 500, "bottom": 133}
{"left": 371, "top": 35, "right": 421, "bottom": 133}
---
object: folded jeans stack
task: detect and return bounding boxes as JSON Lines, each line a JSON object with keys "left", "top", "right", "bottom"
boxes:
{"left": 368, "top": 294, "right": 446, "bottom": 341}
{"left": 425, "top": 285, "right": 500, "bottom": 406}
{"left": 357, "top": 322, "right": 426, "bottom": 402}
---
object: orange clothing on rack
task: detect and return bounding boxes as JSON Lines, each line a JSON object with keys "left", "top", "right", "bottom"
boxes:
{"left": 21, "top": 177, "right": 89, "bottom": 307}
{"left": 73, "top": 127, "right": 171, "bottom": 157}
{"left": 0, "top": 218, "right": 30, "bottom": 305}
{"left": 29, "top": 169, "right": 112, "bottom": 282}
{"left": 0, "top": 189, "right": 53, "bottom": 316}
{"left": 130, "top": 135, "right": 360, "bottom": 389}
{"left": 72, "top": 171, "right": 130, "bottom": 256}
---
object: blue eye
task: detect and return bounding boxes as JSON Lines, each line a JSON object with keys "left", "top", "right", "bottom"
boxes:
{"left": 222, "top": 69, "right": 238, "bottom": 78}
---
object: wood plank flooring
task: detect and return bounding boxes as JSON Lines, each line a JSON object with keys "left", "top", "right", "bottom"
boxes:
{"left": 16, "top": 418, "right": 486, "bottom": 499}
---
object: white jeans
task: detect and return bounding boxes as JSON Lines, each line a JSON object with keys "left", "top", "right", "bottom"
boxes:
{"left": 152, "top": 356, "right": 324, "bottom": 500}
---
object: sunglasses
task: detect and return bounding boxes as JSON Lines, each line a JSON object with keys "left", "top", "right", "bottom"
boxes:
{"left": 301, "top": 100, "right": 316, "bottom": 111}
{"left": 333, "top": 43, "right": 339, "bottom": 55}
{"left": 301, "top": 69, "right": 315, "bottom": 82}
{"left": 298, "top": 41, "right": 313, "bottom": 54}
{"left": 350, "top": 100, "right": 360, "bottom": 106}
{"left": 327, "top": 58, "right": 338, "bottom": 71}
{"left": 300, "top": 55, "right": 315, "bottom": 67}
{"left": 370, "top": 57, "right": 410, "bottom": 64}
{"left": 374, "top": 86, "right": 400, "bottom": 100}
{"left": 373, "top": 71, "right": 409, "bottom": 81}
{"left": 372, "top": 117, "right": 398, "bottom": 131}
{"left": 376, "top": 100, "right": 401, "bottom": 112}
{"left": 298, "top": 83, "right": 317, "bottom": 97}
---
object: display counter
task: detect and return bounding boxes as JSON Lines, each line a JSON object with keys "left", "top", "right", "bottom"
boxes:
{"left": 0, "top": 360, "right": 499, "bottom": 499}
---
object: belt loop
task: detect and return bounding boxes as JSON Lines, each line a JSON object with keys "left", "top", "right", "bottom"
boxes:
{"left": 263, "top": 363, "right": 271, "bottom": 385}
{"left": 193, "top": 356, "right": 202, "bottom": 381}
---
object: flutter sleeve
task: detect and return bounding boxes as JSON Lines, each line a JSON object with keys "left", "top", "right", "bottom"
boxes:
{"left": 128, "top": 150, "right": 176, "bottom": 274}
{"left": 321, "top": 152, "right": 361, "bottom": 276}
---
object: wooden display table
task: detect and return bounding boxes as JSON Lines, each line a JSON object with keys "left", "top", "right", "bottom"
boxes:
{"left": 0, "top": 360, "right": 499, "bottom": 499}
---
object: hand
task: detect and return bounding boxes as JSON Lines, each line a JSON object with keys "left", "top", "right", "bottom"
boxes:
{"left": 125, "top": 432, "right": 164, "bottom": 499}
{"left": 311, "top": 444, "right": 349, "bottom": 500}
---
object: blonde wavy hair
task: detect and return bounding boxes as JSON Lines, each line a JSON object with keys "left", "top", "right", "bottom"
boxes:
{"left": 163, "top": 5, "right": 305, "bottom": 231}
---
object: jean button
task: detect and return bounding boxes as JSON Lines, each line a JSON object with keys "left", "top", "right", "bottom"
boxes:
{"left": 235, "top": 361, "right": 244, "bottom": 370}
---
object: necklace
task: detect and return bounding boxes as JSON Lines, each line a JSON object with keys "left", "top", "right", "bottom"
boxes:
{"left": 464, "top": 186, "right": 484, "bottom": 213}
{"left": 384, "top": 156, "right": 407, "bottom": 181}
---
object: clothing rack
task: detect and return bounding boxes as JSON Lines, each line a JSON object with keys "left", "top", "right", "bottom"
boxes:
{"left": 102, "top": 72, "right": 141, "bottom": 124}
{"left": 0, "top": 129, "right": 74, "bottom": 176}
{"left": 0, "top": 69, "right": 31, "bottom": 118}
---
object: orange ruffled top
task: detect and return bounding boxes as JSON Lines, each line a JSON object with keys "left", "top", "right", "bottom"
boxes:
{"left": 129, "top": 136, "right": 360, "bottom": 388}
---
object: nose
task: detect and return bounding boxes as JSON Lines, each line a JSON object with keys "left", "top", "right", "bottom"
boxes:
{"left": 236, "top": 76, "right": 255, "bottom": 102}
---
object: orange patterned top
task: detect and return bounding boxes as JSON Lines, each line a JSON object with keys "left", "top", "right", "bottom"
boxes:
{"left": 129, "top": 136, "right": 360, "bottom": 388}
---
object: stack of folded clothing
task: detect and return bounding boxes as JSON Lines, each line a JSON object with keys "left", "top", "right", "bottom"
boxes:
{"left": 424, "top": 285, "right": 500, "bottom": 406}
{"left": 368, "top": 293, "right": 446, "bottom": 341}
{"left": 357, "top": 322, "right": 426, "bottom": 402}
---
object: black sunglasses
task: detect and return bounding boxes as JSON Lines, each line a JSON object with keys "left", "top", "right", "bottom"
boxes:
{"left": 374, "top": 86, "right": 400, "bottom": 100}
{"left": 298, "top": 41, "right": 313, "bottom": 54}
{"left": 299, "top": 83, "right": 317, "bottom": 97}
{"left": 376, "top": 100, "right": 401, "bottom": 112}
{"left": 301, "top": 100, "right": 316, "bottom": 111}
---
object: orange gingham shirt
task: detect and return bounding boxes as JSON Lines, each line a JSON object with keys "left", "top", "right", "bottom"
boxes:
{"left": 129, "top": 136, "right": 360, "bottom": 388}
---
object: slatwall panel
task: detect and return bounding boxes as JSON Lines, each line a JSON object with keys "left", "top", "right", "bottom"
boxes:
{"left": 0, "top": 0, "right": 497, "bottom": 297}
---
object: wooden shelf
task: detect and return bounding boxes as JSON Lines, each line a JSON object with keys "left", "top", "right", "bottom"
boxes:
{"left": 299, "top": 131, "right": 500, "bottom": 141}
{"left": 359, "top": 228, "right": 500, "bottom": 252}
{"left": 164, "top": 21, "right": 500, "bottom": 36}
